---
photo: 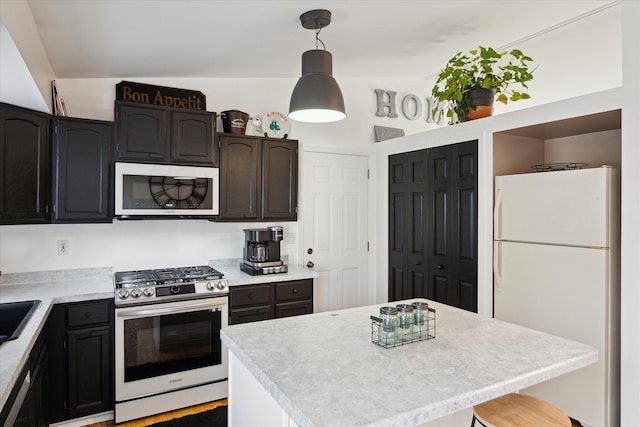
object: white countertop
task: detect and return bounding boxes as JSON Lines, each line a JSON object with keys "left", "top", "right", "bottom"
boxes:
{"left": 221, "top": 299, "right": 598, "bottom": 427}
{"left": 0, "top": 269, "right": 114, "bottom": 411}
{"left": 0, "top": 262, "right": 317, "bottom": 412}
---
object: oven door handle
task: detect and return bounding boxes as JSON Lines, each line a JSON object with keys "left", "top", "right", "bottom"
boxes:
{"left": 117, "top": 299, "right": 227, "bottom": 317}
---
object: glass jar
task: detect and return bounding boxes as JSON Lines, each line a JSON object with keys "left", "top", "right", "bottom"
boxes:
{"left": 396, "top": 304, "right": 414, "bottom": 342}
{"left": 412, "top": 301, "right": 429, "bottom": 339}
{"left": 378, "top": 306, "right": 397, "bottom": 347}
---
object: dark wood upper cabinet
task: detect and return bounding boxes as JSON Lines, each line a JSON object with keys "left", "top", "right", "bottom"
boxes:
{"left": 115, "top": 102, "right": 168, "bottom": 161}
{"left": 52, "top": 117, "right": 112, "bottom": 223}
{"left": 171, "top": 110, "right": 216, "bottom": 164}
{"left": 114, "top": 101, "right": 217, "bottom": 166}
{"left": 218, "top": 134, "right": 260, "bottom": 220}
{"left": 218, "top": 134, "right": 297, "bottom": 222}
{"left": 0, "top": 102, "right": 51, "bottom": 224}
{"left": 262, "top": 139, "right": 298, "bottom": 221}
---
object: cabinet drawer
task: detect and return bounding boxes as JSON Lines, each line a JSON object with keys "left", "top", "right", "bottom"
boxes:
{"left": 230, "top": 284, "right": 272, "bottom": 307}
{"left": 275, "top": 280, "right": 313, "bottom": 302}
{"left": 275, "top": 300, "right": 313, "bottom": 319}
{"left": 66, "top": 301, "right": 111, "bottom": 327}
{"left": 230, "top": 306, "right": 273, "bottom": 325}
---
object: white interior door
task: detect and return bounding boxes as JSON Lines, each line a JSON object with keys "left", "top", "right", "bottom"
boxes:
{"left": 303, "top": 152, "right": 368, "bottom": 312}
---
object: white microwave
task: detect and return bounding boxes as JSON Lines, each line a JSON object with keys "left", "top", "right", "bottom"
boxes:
{"left": 115, "top": 162, "right": 219, "bottom": 219}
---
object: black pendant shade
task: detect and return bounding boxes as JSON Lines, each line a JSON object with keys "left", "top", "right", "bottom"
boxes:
{"left": 288, "top": 9, "right": 346, "bottom": 123}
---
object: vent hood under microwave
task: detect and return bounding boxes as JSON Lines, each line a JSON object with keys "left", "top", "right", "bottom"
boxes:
{"left": 115, "top": 162, "right": 219, "bottom": 219}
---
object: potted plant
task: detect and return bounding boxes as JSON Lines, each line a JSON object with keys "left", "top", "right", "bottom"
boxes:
{"left": 431, "top": 46, "right": 535, "bottom": 123}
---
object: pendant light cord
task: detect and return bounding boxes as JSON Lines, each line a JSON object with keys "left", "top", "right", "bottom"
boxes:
{"left": 315, "top": 27, "right": 326, "bottom": 50}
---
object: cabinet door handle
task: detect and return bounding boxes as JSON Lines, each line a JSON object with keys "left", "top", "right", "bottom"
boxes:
{"left": 437, "top": 264, "right": 444, "bottom": 270}
{"left": 306, "top": 261, "right": 314, "bottom": 268}
{"left": 248, "top": 293, "right": 254, "bottom": 299}
{"left": 292, "top": 289, "right": 298, "bottom": 294}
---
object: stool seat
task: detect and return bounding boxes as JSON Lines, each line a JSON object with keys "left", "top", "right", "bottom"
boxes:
{"left": 472, "top": 393, "right": 571, "bottom": 427}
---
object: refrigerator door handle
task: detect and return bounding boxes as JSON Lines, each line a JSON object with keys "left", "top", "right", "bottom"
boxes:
{"left": 494, "top": 241, "right": 503, "bottom": 292}
{"left": 494, "top": 188, "right": 503, "bottom": 241}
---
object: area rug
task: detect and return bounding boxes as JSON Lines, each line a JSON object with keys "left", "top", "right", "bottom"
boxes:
{"left": 150, "top": 406, "right": 227, "bottom": 427}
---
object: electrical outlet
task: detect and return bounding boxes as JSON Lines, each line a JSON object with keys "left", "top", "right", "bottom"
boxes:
{"left": 57, "top": 240, "right": 69, "bottom": 255}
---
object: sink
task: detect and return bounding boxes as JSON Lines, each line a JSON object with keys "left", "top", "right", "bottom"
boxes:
{"left": 0, "top": 300, "right": 41, "bottom": 345}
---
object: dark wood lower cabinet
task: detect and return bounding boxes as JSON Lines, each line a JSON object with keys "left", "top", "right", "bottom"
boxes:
{"left": 47, "top": 299, "right": 114, "bottom": 423}
{"left": 389, "top": 141, "right": 478, "bottom": 312}
{"left": 67, "top": 326, "right": 111, "bottom": 418}
{"left": 229, "top": 279, "right": 313, "bottom": 325}
{"left": 1, "top": 329, "right": 48, "bottom": 427}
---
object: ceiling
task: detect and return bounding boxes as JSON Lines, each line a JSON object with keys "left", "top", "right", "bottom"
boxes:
{"left": 26, "top": 0, "right": 614, "bottom": 80}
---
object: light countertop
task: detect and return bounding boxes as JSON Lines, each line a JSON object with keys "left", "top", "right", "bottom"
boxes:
{"left": 0, "top": 262, "right": 317, "bottom": 412}
{"left": 0, "top": 268, "right": 114, "bottom": 411}
{"left": 221, "top": 299, "right": 598, "bottom": 427}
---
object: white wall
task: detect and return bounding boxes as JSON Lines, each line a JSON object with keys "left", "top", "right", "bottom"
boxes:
{"left": 619, "top": 1, "right": 640, "bottom": 425}
{"left": 0, "top": 1, "right": 55, "bottom": 112}
{"left": 1, "top": 1, "right": 638, "bottom": 424}
{"left": 0, "top": 74, "right": 433, "bottom": 274}
{"left": 0, "top": 1, "right": 622, "bottom": 276}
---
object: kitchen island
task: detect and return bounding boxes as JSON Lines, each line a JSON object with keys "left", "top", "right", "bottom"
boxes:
{"left": 221, "top": 299, "right": 597, "bottom": 427}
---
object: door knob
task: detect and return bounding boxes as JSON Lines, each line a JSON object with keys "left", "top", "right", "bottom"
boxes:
{"left": 306, "top": 261, "right": 315, "bottom": 268}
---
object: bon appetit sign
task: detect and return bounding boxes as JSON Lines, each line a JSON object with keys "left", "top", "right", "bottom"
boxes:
{"left": 116, "top": 81, "right": 206, "bottom": 111}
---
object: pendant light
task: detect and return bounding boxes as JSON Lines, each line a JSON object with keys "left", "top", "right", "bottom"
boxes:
{"left": 288, "top": 9, "right": 346, "bottom": 123}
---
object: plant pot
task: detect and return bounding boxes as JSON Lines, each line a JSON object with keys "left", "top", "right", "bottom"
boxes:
{"left": 464, "top": 87, "right": 496, "bottom": 121}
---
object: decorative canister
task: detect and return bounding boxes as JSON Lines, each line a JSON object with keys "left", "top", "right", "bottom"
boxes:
{"left": 220, "top": 110, "right": 249, "bottom": 134}
{"left": 395, "top": 304, "right": 414, "bottom": 342}
{"left": 378, "top": 306, "right": 398, "bottom": 346}
{"left": 412, "top": 301, "right": 429, "bottom": 339}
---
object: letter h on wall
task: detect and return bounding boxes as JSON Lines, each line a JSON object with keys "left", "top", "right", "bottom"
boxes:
{"left": 375, "top": 89, "right": 398, "bottom": 118}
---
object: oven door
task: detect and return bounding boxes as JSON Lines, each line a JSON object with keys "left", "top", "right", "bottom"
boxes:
{"left": 115, "top": 297, "right": 228, "bottom": 401}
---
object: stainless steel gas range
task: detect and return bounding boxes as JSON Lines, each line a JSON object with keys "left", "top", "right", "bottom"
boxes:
{"left": 113, "top": 265, "right": 229, "bottom": 423}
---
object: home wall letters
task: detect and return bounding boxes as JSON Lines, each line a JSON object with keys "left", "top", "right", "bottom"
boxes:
{"left": 375, "top": 88, "right": 447, "bottom": 125}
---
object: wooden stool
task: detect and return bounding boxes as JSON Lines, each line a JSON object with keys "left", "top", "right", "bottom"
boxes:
{"left": 471, "top": 393, "right": 571, "bottom": 427}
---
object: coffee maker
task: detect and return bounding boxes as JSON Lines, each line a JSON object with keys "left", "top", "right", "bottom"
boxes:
{"left": 241, "top": 226, "right": 288, "bottom": 275}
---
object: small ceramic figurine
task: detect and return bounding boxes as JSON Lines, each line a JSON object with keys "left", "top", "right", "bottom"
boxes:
{"left": 245, "top": 115, "right": 263, "bottom": 136}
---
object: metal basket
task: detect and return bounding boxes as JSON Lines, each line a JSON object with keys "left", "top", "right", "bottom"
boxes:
{"left": 370, "top": 307, "right": 436, "bottom": 349}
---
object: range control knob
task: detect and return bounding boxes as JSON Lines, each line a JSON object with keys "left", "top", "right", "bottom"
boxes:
{"left": 206, "top": 281, "right": 215, "bottom": 291}
{"left": 131, "top": 288, "right": 142, "bottom": 298}
{"left": 143, "top": 288, "right": 155, "bottom": 297}
{"left": 118, "top": 289, "right": 130, "bottom": 300}
{"left": 216, "top": 280, "right": 227, "bottom": 290}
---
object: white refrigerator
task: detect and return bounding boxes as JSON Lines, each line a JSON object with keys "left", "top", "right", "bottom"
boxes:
{"left": 493, "top": 166, "right": 619, "bottom": 427}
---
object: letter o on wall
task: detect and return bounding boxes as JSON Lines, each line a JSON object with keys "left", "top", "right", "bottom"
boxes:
{"left": 401, "top": 94, "right": 423, "bottom": 120}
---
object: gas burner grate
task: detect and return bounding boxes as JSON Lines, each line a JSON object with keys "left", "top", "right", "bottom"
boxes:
{"left": 114, "top": 270, "right": 156, "bottom": 283}
{"left": 174, "top": 265, "right": 224, "bottom": 279}
{"left": 114, "top": 265, "right": 224, "bottom": 287}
